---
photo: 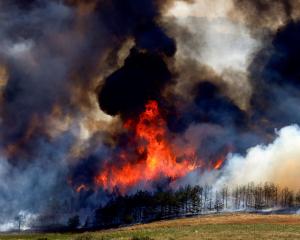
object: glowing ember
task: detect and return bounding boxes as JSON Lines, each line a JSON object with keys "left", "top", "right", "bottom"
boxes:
{"left": 95, "top": 100, "right": 197, "bottom": 192}
{"left": 76, "top": 184, "right": 88, "bottom": 192}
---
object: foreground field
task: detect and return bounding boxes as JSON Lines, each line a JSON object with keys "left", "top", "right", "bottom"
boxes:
{"left": 1, "top": 213, "right": 300, "bottom": 240}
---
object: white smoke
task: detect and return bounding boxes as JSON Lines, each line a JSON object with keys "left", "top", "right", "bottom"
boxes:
{"left": 167, "top": 0, "right": 258, "bottom": 74}
{"left": 216, "top": 125, "right": 300, "bottom": 191}
{"left": 166, "top": 0, "right": 258, "bottom": 110}
{"left": 0, "top": 211, "right": 37, "bottom": 232}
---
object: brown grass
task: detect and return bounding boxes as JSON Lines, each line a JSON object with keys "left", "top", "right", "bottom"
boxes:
{"left": 1, "top": 213, "right": 299, "bottom": 240}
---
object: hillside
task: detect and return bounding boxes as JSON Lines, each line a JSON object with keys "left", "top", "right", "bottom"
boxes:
{"left": 1, "top": 213, "right": 300, "bottom": 240}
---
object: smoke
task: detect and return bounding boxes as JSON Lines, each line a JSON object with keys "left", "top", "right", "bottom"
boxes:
{"left": 0, "top": 0, "right": 299, "bottom": 230}
{"left": 164, "top": 0, "right": 300, "bottom": 192}
{"left": 98, "top": 48, "right": 173, "bottom": 118}
{"left": 0, "top": 0, "right": 189, "bottom": 228}
{"left": 0, "top": 0, "right": 123, "bottom": 228}
{"left": 230, "top": 0, "right": 300, "bottom": 32}
{"left": 217, "top": 125, "right": 300, "bottom": 191}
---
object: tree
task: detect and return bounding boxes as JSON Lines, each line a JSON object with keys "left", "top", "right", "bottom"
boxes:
{"left": 296, "top": 190, "right": 300, "bottom": 206}
{"left": 214, "top": 191, "right": 224, "bottom": 213}
{"left": 68, "top": 215, "right": 80, "bottom": 229}
{"left": 191, "top": 186, "right": 202, "bottom": 214}
{"left": 281, "top": 187, "right": 294, "bottom": 207}
{"left": 15, "top": 214, "right": 25, "bottom": 232}
{"left": 221, "top": 186, "right": 228, "bottom": 209}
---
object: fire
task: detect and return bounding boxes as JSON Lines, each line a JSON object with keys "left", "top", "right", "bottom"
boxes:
{"left": 213, "top": 158, "right": 224, "bottom": 170}
{"left": 95, "top": 100, "right": 197, "bottom": 192}
{"left": 76, "top": 184, "right": 88, "bottom": 192}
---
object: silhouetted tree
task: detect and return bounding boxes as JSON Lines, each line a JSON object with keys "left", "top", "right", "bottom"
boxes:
{"left": 93, "top": 182, "right": 298, "bottom": 227}
{"left": 15, "top": 214, "right": 25, "bottom": 232}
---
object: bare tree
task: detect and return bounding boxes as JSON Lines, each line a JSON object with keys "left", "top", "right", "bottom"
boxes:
{"left": 15, "top": 214, "right": 25, "bottom": 232}
{"left": 214, "top": 191, "right": 224, "bottom": 213}
{"left": 221, "top": 186, "right": 228, "bottom": 209}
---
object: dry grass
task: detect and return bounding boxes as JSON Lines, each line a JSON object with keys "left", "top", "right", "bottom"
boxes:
{"left": 125, "top": 213, "right": 300, "bottom": 228}
{"left": 1, "top": 213, "right": 300, "bottom": 240}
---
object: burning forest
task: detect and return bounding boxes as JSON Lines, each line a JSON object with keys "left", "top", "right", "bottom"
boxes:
{"left": 0, "top": 0, "right": 299, "bottom": 231}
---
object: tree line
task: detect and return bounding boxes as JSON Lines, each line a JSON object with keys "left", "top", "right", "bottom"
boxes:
{"left": 23, "top": 182, "right": 300, "bottom": 230}
{"left": 93, "top": 182, "right": 300, "bottom": 228}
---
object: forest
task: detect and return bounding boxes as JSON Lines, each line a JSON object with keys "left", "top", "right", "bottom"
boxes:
{"left": 93, "top": 182, "right": 300, "bottom": 228}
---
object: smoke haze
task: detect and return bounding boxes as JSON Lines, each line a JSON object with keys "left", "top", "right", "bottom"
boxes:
{"left": 218, "top": 125, "right": 300, "bottom": 191}
{"left": 0, "top": 0, "right": 299, "bottom": 229}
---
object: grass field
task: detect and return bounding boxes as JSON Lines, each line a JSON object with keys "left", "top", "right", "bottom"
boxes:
{"left": 1, "top": 213, "right": 300, "bottom": 240}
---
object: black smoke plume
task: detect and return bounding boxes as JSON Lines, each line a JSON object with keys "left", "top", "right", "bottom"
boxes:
{"left": 249, "top": 21, "right": 300, "bottom": 133}
{"left": 0, "top": 0, "right": 300, "bottom": 230}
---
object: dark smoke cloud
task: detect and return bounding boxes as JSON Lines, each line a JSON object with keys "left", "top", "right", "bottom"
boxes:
{"left": 97, "top": 0, "right": 177, "bottom": 119}
{"left": 166, "top": 81, "right": 246, "bottom": 131}
{"left": 99, "top": 48, "right": 173, "bottom": 118}
{"left": 0, "top": 0, "right": 186, "bottom": 227}
{"left": 1, "top": 0, "right": 300, "bottom": 230}
{"left": 223, "top": 1, "right": 300, "bottom": 145}
{"left": 250, "top": 20, "right": 300, "bottom": 132}
{"left": 0, "top": 0, "right": 114, "bottom": 227}
{"left": 0, "top": 0, "right": 112, "bottom": 162}
{"left": 231, "top": 0, "right": 300, "bottom": 32}
{"left": 70, "top": 0, "right": 300, "bottom": 212}
{"left": 0, "top": 1, "right": 73, "bottom": 156}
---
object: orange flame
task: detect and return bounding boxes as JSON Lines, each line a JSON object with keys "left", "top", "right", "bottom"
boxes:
{"left": 213, "top": 158, "right": 224, "bottom": 170}
{"left": 95, "top": 100, "right": 197, "bottom": 192}
{"left": 76, "top": 184, "right": 88, "bottom": 192}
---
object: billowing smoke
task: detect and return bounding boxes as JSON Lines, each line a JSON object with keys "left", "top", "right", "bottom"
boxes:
{"left": 0, "top": 0, "right": 299, "bottom": 230}
{"left": 217, "top": 125, "right": 300, "bottom": 191}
